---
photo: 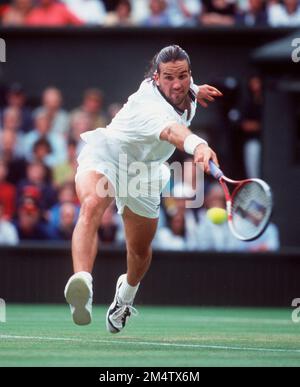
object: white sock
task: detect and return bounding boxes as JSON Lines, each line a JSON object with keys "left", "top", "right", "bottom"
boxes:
{"left": 118, "top": 275, "right": 139, "bottom": 304}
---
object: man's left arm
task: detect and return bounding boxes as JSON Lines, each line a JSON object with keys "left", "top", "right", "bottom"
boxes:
{"left": 194, "top": 84, "right": 223, "bottom": 108}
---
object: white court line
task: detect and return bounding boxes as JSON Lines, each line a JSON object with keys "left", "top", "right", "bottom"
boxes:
{"left": 168, "top": 317, "right": 292, "bottom": 325}
{"left": 1, "top": 334, "right": 300, "bottom": 354}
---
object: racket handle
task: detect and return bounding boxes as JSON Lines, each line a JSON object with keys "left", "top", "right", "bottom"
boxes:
{"left": 209, "top": 160, "right": 224, "bottom": 180}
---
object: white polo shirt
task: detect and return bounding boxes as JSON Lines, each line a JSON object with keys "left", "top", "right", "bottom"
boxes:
{"left": 77, "top": 79, "right": 199, "bottom": 218}
{"left": 81, "top": 78, "right": 199, "bottom": 167}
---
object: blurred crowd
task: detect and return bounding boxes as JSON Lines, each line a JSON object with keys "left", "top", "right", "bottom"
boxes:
{"left": 0, "top": 0, "right": 299, "bottom": 28}
{"left": 0, "top": 80, "right": 280, "bottom": 251}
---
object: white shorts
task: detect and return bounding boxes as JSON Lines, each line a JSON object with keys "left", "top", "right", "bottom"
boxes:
{"left": 75, "top": 142, "right": 170, "bottom": 219}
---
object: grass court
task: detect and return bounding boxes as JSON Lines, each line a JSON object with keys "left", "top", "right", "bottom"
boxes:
{"left": 1, "top": 304, "right": 300, "bottom": 367}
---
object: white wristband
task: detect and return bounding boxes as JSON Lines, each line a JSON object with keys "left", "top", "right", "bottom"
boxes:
{"left": 184, "top": 134, "right": 208, "bottom": 155}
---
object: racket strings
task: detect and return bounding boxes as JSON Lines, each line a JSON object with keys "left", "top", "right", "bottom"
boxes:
{"left": 231, "top": 181, "right": 272, "bottom": 240}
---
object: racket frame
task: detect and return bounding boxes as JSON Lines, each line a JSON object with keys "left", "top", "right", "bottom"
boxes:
{"left": 209, "top": 161, "right": 273, "bottom": 241}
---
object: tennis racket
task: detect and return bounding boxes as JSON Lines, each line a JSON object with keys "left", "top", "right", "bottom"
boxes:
{"left": 209, "top": 161, "right": 273, "bottom": 241}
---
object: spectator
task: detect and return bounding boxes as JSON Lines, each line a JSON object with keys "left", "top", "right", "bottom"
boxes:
{"left": 71, "top": 88, "right": 107, "bottom": 131}
{"left": 3, "top": 83, "right": 33, "bottom": 134}
{"left": 131, "top": 0, "right": 149, "bottom": 24}
{"left": 0, "top": 129, "right": 27, "bottom": 185}
{"left": 0, "top": 158, "right": 16, "bottom": 220}
{"left": 0, "top": 106, "right": 22, "bottom": 133}
{"left": 0, "top": 1, "right": 10, "bottom": 22}
{"left": 268, "top": 0, "right": 300, "bottom": 26}
{"left": 196, "top": 183, "right": 241, "bottom": 251}
{"left": 69, "top": 110, "right": 93, "bottom": 153}
{"left": 236, "top": 0, "right": 268, "bottom": 26}
{"left": 237, "top": 0, "right": 250, "bottom": 11}
{"left": 48, "top": 182, "right": 79, "bottom": 228}
{"left": 142, "top": 0, "right": 172, "bottom": 26}
{"left": 53, "top": 139, "right": 78, "bottom": 186}
{"left": 31, "top": 137, "right": 55, "bottom": 182}
{"left": 198, "top": 182, "right": 280, "bottom": 252}
{"left": 63, "top": 0, "right": 106, "bottom": 25}
{"left": 34, "top": 87, "right": 69, "bottom": 137}
{"left": 32, "top": 137, "right": 52, "bottom": 166}
{"left": 240, "top": 222, "right": 280, "bottom": 252}
{"left": 104, "top": 0, "right": 134, "bottom": 26}
{"left": 167, "top": 0, "right": 202, "bottom": 26}
{"left": 159, "top": 182, "right": 199, "bottom": 250}
{"left": 23, "top": 109, "right": 67, "bottom": 167}
{"left": 25, "top": 0, "right": 84, "bottom": 26}
{"left": 239, "top": 75, "right": 263, "bottom": 178}
{"left": 211, "top": 76, "right": 242, "bottom": 177}
{"left": 107, "top": 102, "right": 123, "bottom": 122}
{"left": 17, "top": 161, "right": 57, "bottom": 211}
{"left": 200, "top": 0, "right": 236, "bottom": 26}
{"left": 51, "top": 202, "right": 78, "bottom": 241}
{"left": 1, "top": 0, "right": 33, "bottom": 26}
{"left": 167, "top": 212, "right": 186, "bottom": 249}
{"left": 0, "top": 107, "right": 24, "bottom": 157}
{"left": 14, "top": 197, "right": 51, "bottom": 241}
{"left": 153, "top": 210, "right": 188, "bottom": 250}
{"left": 0, "top": 201, "right": 19, "bottom": 246}
{"left": 197, "top": 214, "right": 242, "bottom": 251}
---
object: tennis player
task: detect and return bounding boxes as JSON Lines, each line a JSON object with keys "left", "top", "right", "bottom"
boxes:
{"left": 64, "top": 45, "right": 222, "bottom": 333}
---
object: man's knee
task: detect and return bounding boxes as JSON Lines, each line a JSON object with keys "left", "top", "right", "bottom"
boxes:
{"left": 80, "top": 195, "right": 109, "bottom": 225}
{"left": 127, "top": 246, "right": 152, "bottom": 262}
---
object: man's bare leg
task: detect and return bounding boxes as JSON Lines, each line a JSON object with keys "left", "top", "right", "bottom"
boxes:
{"left": 122, "top": 206, "right": 158, "bottom": 286}
{"left": 106, "top": 206, "right": 158, "bottom": 333}
{"left": 72, "top": 170, "right": 114, "bottom": 273}
{"left": 65, "top": 170, "right": 114, "bottom": 325}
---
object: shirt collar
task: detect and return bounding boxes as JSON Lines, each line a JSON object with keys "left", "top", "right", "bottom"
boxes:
{"left": 154, "top": 82, "right": 195, "bottom": 116}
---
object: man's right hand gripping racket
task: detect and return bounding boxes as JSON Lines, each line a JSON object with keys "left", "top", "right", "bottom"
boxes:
{"left": 209, "top": 161, "right": 273, "bottom": 241}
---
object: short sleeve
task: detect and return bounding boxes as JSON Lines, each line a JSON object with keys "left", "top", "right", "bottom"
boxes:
{"left": 136, "top": 103, "right": 179, "bottom": 141}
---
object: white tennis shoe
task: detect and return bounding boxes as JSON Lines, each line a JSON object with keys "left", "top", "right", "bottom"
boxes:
{"left": 64, "top": 272, "right": 93, "bottom": 326}
{"left": 106, "top": 274, "right": 138, "bottom": 334}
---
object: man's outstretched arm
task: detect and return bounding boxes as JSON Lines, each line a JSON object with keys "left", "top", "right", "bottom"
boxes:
{"left": 160, "top": 123, "right": 219, "bottom": 174}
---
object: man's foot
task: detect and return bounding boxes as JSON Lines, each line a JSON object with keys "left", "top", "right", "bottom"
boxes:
{"left": 64, "top": 272, "right": 93, "bottom": 325}
{"left": 106, "top": 274, "right": 138, "bottom": 334}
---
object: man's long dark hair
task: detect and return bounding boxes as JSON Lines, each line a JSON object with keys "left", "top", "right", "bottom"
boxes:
{"left": 145, "top": 45, "right": 191, "bottom": 80}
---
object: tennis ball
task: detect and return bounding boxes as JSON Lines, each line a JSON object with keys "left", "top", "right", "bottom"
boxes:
{"left": 206, "top": 207, "right": 227, "bottom": 225}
